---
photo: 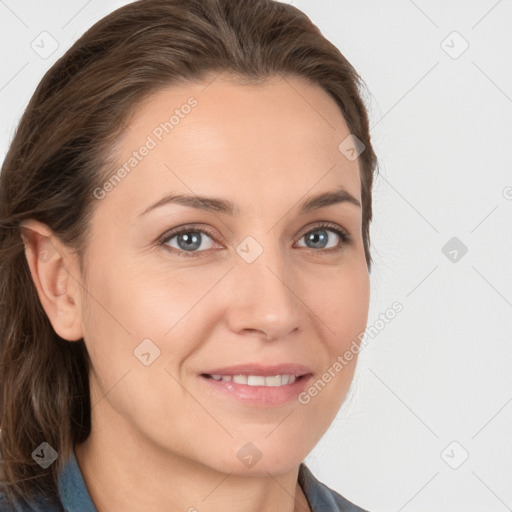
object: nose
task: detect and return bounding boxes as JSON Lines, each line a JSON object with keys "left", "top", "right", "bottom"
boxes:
{"left": 224, "top": 241, "right": 303, "bottom": 341}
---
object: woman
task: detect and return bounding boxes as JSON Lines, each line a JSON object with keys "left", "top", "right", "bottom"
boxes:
{"left": 0, "top": 0, "right": 378, "bottom": 510}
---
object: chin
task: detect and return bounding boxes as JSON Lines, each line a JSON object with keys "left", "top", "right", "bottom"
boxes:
{"left": 203, "top": 441, "right": 310, "bottom": 477}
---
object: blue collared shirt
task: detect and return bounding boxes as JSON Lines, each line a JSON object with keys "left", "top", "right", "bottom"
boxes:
{"left": 1, "top": 450, "right": 370, "bottom": 512}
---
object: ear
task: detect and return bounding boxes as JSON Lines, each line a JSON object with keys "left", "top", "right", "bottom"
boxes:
{"left": 19, "top": 219, "right": 84, "bottom": 342}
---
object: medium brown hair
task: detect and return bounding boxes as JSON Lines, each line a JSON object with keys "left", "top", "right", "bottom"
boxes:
{"left": 0, "top": 0, "right": 378, "bottom": 505}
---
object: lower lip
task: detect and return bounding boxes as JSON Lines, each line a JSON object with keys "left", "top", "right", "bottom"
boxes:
{"left": 199, "top": 374, "right": 313, "bottom": 407}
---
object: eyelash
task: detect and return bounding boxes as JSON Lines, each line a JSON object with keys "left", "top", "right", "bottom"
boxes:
{"left": 157, "top": 222, "right": 352, "bottom": 258}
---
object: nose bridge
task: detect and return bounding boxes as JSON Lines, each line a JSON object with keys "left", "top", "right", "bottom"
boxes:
{"left": 228, "top": 233, "right": 301, "bottom": 339}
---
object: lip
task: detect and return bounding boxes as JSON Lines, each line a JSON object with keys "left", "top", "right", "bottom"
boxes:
{"left": 200, "top": 363, "right": 312, "bottom": 377}
{"left": 199, "top": 363, "right": 314, "bottom": 407}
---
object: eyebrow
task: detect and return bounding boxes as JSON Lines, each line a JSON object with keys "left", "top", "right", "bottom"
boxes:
{"left": 137, "top": 185, "right": 361, "bottom": 218}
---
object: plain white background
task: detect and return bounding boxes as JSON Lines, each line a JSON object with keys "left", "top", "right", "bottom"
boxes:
{"left": 1, "top": 1, "right": 512, "bottom": 510}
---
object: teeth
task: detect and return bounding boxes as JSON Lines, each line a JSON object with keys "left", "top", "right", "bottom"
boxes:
{"left": 209, "top": 374, "right": 298, "bottom": 387}
{"left": 247, "top": 375, "right": 265, "bottom": 386}
{"left": 265, "top": 375, "right": 282, "bottom": 386}
{"left": 232, "top": 375, "right": 247, "bottom": 384}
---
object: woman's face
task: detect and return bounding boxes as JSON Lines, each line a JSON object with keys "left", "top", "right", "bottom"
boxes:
{"left": 78, "top": 73, "right": 370, "bottom": 474}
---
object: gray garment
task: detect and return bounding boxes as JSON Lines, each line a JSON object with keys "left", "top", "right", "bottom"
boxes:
{"left": 1, "top": 450, "right": 370, "bottom": 512}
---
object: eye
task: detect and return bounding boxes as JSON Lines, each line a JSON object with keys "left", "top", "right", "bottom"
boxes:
{"left": 295, "top": 222, "right": 352, "bottom": 253}
{"left": 158, "top": 225, "right": 218, "bottom": 257}
{"left": 157, "top": 222, "right": 352, "bottom": 257}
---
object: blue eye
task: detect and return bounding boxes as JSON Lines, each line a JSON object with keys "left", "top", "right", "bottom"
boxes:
{"left": 159, "top": 227, "right": 217, "bottom": 256}
{"left": 158, "top": 222, "right": 351, "bottom": 257}
{"left": 296, "top": 225, "right": 350, "bottom": 251}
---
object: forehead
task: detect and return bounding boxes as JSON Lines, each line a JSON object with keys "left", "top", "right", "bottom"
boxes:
{"left": 105, "top": 73, "right": 362, "bottom": 217}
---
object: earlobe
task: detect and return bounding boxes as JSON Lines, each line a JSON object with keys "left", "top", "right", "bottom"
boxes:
{"left": 20, "top": 219, "right": 84, "bottom": 342}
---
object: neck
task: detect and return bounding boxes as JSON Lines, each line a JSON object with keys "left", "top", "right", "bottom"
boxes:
{"left": 74, "top": 410, "right": 311, "bottom": 512}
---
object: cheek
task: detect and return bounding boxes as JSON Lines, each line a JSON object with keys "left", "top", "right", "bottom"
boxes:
{"left": 79, "top": 257, "right": 212, "bottom": 385}
{"left": 78, "top": 264, "right": 188, "bottom": 430}
{"left": 307, "top": 263, "right": 370, "bottom": 348}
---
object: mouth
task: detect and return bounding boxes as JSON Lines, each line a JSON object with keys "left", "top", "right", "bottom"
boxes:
{"left": 198, "top": 364, "right": 313, "bottom": 407}
{"left": 201, "top": 373, "right": 308, "bottom": 386}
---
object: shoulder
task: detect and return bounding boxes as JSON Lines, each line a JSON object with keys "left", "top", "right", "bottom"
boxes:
{"left": 298, "top": 463, "right": 372, "bottom": 512}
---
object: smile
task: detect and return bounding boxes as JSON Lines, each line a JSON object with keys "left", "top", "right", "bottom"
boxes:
{"left": 199, "top": 371, "right": 312, "bottom": 407}
{"left": 205, "top": 374, "right": 297, "bottom": 386}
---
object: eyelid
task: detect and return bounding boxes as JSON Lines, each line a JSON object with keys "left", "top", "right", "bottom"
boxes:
{"left": 156, "top": 223, "right": 221, "bottom": 252}
{"left": 296, "top": 221, "right": 351, "bottom": 243}
{"left": 157, "top": 221, "right": 351, "bottom": 257}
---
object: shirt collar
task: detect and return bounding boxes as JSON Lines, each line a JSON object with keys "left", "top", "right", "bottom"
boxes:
{"left": 58, "top": 448, "right": 97, "bottom": 512}
{"left": 298, "top": 462, "right": 343, "bottom": 511}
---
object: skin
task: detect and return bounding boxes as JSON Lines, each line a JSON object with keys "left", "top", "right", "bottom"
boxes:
{"left": 20, "top": 73, "right": 370, "bottom": 512}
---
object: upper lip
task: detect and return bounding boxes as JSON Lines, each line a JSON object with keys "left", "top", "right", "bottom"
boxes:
{"left": 201, "top": 363, "right": 313, "bottom": 377}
